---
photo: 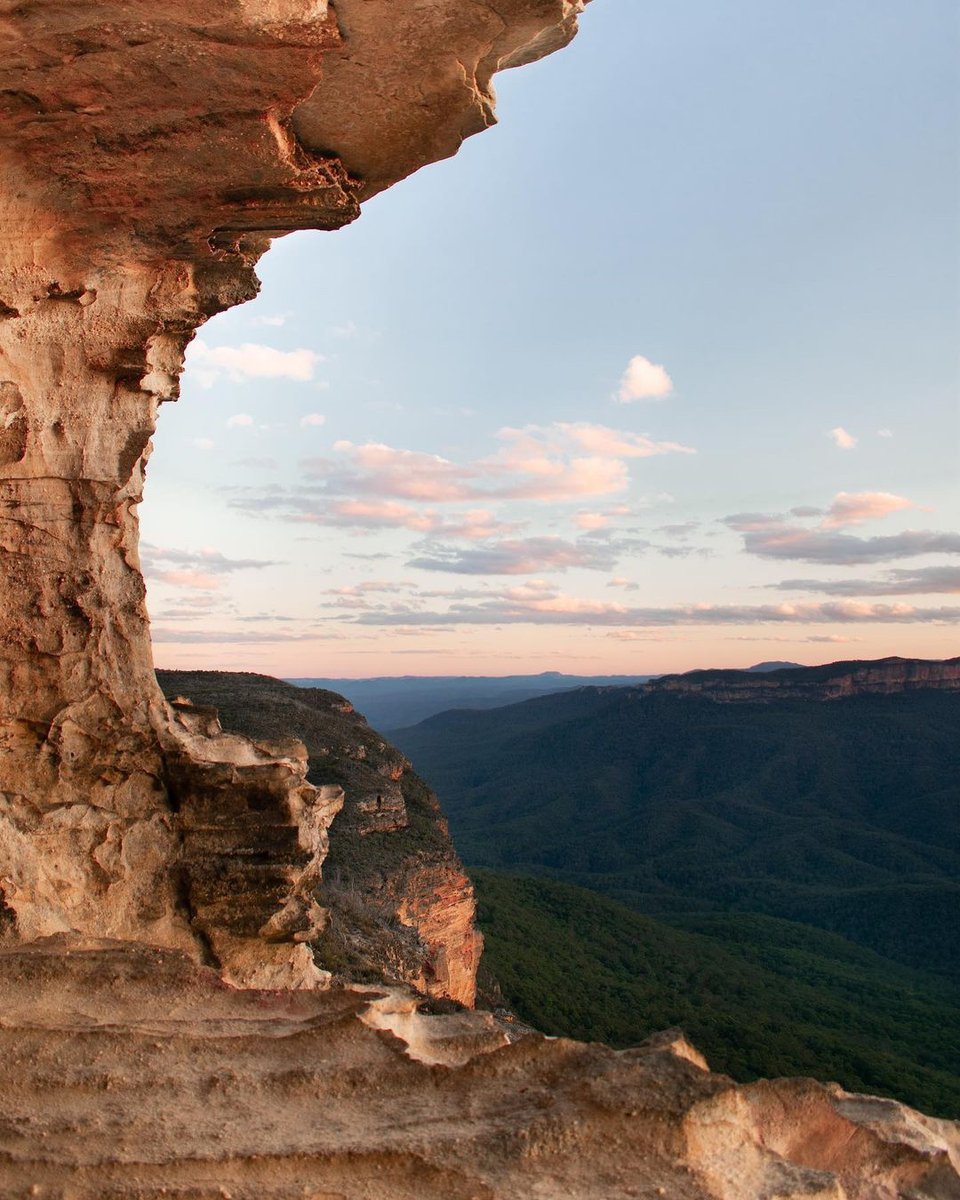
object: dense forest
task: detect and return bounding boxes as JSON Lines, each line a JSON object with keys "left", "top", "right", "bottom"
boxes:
{"left": 392, "top": 676, "right": 960, "bottom": 1116}
{"left": 474, "top": 870, "right": 960, "bottom": 1117}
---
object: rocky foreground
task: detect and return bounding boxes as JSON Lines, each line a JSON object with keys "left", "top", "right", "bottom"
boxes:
{"left": 2, "top": 938, "right": 958, "bottom": 1200}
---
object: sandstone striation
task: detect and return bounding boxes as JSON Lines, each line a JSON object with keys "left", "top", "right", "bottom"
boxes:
{"left": 157, "top": 671, "right": 483, "bottom": 1006}
{"left": 644, "top": 655, "right": 960, "bottom": 704}
{"left": 0, "top": 0, "right": 583, "bottom": 980}
{"left": 0, "top": 939, "right": 957, "bottom": 1200}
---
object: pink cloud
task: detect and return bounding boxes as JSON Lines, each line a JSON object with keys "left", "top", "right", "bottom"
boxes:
{"left": 153, "top": 569, "right": 222, "bottom": 591}
{"left": 557, "top": 422, "right": 694, "bottom": 459}
{"left": 822, "top": 491, "right": 916, "bottom": 528}
{"left": 327, "top": 442, "right": 474, "bottom": 502}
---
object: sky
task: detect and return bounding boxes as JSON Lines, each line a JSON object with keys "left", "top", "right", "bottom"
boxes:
{"left": 143, "top": 0, "right": 960, "bottom": 678}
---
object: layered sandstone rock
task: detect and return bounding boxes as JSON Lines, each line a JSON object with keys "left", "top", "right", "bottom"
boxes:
{"left": 0, "top": 0, "right": 582, "bottom": 980}
{"left": 645, "top": 656, "right": 960, "bottom": 704}
{"left": 157, "top": 670, "right": 483, "bottom": 1006}
{"left": 1, "top": 939, "right": 957, "bottom": 1200}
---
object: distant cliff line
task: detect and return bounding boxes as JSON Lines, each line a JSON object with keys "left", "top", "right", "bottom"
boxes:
{"left": 642, "top": 656, "right": 960, "bottom": 703}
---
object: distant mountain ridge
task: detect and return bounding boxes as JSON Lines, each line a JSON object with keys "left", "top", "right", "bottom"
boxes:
{"left": 645, "top": 655, "right": 960, "bottom": 703}
{"left": 287, "top": 671, "right": 654, "bottom": 729}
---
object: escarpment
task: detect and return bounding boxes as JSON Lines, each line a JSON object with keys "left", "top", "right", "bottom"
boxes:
{"left": 0, "top": 0, "right": 583, "bottom": 979}
{"left": 643, "top": 655, "right": 960, "bottom": 703}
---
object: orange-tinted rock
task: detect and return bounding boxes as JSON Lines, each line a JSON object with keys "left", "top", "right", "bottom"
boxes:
{"left": 0, "top": 940, "right": 956, "bottom": 1200}
{"left": 157, "top": 670, "right": 483, "bottom": 1006}
{"left": 0, "top": 0, "right": 583, "bottom": 981}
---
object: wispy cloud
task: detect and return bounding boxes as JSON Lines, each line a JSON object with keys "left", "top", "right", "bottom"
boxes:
{"left": 616, "top": 355, "right": 674, "bottom": 403}
{"left": 187, "top": 339, "right": 323, "bottom": 387}
{"left": 730, "top": 522, "right": 960, "bottom": 566}
{"left": 151, "top": 628, "right": 322, "bottom": 644}
{"left": 300, "top": 413, "right": 326, "bottom": 428}
{"left": 773, "top": 564, "right": 960, "bottom": 596}
{"left": 226, "top": 413, "right": 254, "bottom": 428}
{"left": 725, "top": 496, "right": 957, "bottom": 565}
{"left": 406, "top": 535, "right": 641, "bottom": 576}
{"left": 141, "top": 544, "right": 280, "bottom": 591}
{"left": 351, "top": 594, "right": 960, "bottom": 628}
{"left": 230, "top": 422, "right": 694, "bottom": 533}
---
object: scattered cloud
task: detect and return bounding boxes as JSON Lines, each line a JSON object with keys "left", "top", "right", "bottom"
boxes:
{"left": 187, "top": 339, "right": 323, "bottom": 387}
{"left": 829, "top": 426, "right": 857, "bottom": 450}
{"left": 250, "top": 314, "right": 287, "bottom": 328}
{"left": 299, "top": 413, "right": 326, "bottom": 428}
{"left": 191, "top": 437, "right": 215, "bottom": 451}
{"left": 877, "top": 428, "right": 893, "bottom": 438}
{"left": 232, "top": 423, "right": 695, "bottom": 531}
{"left": 575, "top": 512, "right": 609, "bottom": 531}
{"left": 773, "top": 564, "right": 960, "bottom": 596}
{"left": 226, "top": 413, "right": 254, "bottom": 428}
{"left": 616, "top": 355, "right": 674, "bottom": 403}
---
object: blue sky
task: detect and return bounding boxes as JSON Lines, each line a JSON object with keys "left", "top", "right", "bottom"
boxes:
{"left": 143, "top": 0, "right": 960, "bottom": 677}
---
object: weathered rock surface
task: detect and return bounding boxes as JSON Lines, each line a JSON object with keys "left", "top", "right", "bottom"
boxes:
{"left": 1, "top": 939, "right": 957, "bottom": 1200}
{"left": 0, "top": 0, "right": 583, "bottom": 978}
{"left": 644, "top": 655, "right": 960, "bottom": 703}
{"left": 157, "top": 671, "right": 483, "bottom": 1006}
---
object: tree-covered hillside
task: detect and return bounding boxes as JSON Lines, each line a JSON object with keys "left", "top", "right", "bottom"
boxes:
{"left": 393, "top": 686, "right": 960, "bottom": 978}
{"left": 474, "top": 870, "right": 960, "bottom": 1118}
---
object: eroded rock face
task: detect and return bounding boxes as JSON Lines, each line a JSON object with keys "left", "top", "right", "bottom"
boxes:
{"left": 157, "top": 671, "right": 483, "bottom": 1006}
{"left": 1, "top": 940, "right": 957, "bottom": 1200}
{"left": 0, "top": 0, "right": 583, "bottom": 976}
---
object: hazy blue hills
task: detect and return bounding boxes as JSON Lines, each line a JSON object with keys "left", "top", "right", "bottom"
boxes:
{"left": 286, "top": 661, "right": 801, "bottom": 729}
{"left": 286, "top": 671, "right": 653, "bottom": 729}
{"left": 390, "top": 666, "right": 960, "bottom": 979}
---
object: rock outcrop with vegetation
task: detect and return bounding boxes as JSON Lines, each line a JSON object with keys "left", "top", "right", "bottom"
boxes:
{"left": 158, "top": 670, "right": 483, "bottom": 1006}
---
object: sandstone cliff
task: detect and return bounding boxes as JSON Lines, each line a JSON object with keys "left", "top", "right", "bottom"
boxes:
{"left": 644, "top": 655, "right": 960, "bottom": 704}
{"left": 157, "top": 671, "right": 482, "bottom": 1007}
{"left": 0, "top": 0, "right": 583, "bottom": 986}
